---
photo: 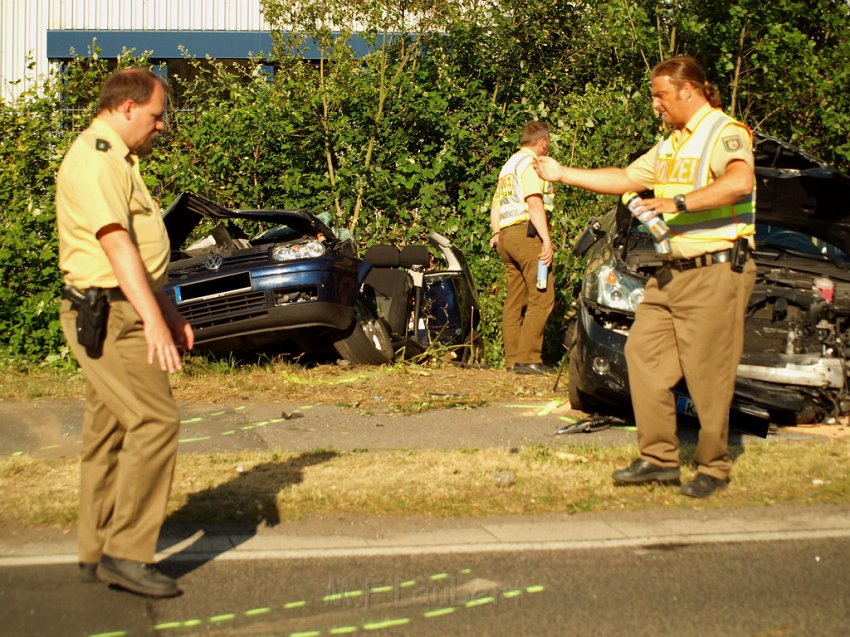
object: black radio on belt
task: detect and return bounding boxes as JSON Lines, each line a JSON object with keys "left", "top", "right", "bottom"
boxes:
{"left": 731, "top": 236, "right": 748, "bottom": 273}
{"left": 64, "top": 286, "right": 109, "bottom": 358}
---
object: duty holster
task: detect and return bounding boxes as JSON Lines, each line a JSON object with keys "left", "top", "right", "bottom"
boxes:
{"left": 731, "top": 236, "right": 749, "bottom": 273}
{"left": 63, "top": 286, "right": 109, "bottom": 358}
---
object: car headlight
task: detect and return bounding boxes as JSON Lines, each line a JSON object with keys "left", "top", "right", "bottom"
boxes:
{"left": 586, "top": 264, "right": 645, "bottom": 312}
{"left": 271, "top": 240, "right": 326, "bottom": 262}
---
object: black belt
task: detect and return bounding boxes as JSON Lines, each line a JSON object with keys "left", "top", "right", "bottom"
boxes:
{"left": 663, "top": 249, "right": 734, "bottom": 272}
{"left": 62, "top": 285, "right": 126, "bottom": 304}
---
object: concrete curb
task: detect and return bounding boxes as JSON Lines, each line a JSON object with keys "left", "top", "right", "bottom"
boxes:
{"left": 3, "top": 505, "right": 849, "bottom": 566}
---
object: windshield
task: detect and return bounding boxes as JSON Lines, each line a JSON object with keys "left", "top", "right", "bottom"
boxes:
{"left": 755, "top": 224, "right": 850, "bottom": 265}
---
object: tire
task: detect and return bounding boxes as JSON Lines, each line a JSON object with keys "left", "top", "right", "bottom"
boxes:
{"left": 333, "top": 301, "right": 394, "bottom": 365}
{"left": 568, "top": 345, "right": 600, "bottom": 413}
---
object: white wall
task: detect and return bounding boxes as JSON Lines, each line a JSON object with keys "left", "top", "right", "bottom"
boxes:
{"left": 1, "top": 0, "right": 271, "bottom": 102}
{"left": 1, "top": 0, "right": 50, "bottom": 102}
{"left": 47, "top": 0, "right": 271, "bottom": 31}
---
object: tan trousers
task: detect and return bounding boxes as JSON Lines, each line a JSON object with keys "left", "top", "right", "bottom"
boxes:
{"left": 496, "top": 223, "right": 554, "bottom": 367}
{"left": 61, "top": 299, "right": 180, "bottom": 564}
{"left": 624, "top": 259, "right": 756, "bottom": 480}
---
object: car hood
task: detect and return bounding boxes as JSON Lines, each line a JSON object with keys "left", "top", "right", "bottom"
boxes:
{"left": 754, "top": 132, "right": 850, "bottom": 252}
{"left": 163, "top": 191, "right": 337, "bottom": 248}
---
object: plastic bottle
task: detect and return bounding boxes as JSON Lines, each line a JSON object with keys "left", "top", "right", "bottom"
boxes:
{"left": 536, "top": 259, "right": 548, "bottom": 290}
{"left": 622, "top": 191, "right": 671, "bottom": 255}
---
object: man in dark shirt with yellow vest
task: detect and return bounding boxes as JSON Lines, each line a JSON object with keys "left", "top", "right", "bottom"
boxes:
{"left": 56, "top": 68, "right": 193, "bottom": 596}
{"left": 535, "top": 57, "right": 756, "bottom": 498}
{"left": 490, "top": 121, "right": 556, "bottom": 374}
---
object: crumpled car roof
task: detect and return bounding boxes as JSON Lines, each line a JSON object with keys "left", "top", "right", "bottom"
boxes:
{"left": 162, "top": 191, "right": 337, "bottom": 248}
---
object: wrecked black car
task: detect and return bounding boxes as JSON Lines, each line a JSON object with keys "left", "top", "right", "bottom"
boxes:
{"left": 162, "top": 191, "right": 391, "bottom": 364}
{"left": 567, "top": 132, "right": 850, "bottom": 427}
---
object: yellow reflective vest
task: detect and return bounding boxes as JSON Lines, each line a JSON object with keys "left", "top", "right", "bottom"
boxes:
{"left": 654, "top": 108, "right": 755, "bottom": 246}
{"left": 495, "top": 148, "right": 555, "bottom": 229}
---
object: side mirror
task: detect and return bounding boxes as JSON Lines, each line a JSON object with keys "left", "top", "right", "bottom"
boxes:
{"left": 572, "top": 218, "right": 605, "bottom": 257}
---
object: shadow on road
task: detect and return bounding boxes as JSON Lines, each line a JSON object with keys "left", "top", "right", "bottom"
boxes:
{"left": 158, "top": 450, "right": 337, "bottom": 577}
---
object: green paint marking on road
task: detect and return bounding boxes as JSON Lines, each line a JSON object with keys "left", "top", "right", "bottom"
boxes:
{"left": 221, "top": 430, "right": 236, "bottom": 436}
{"left": 178, "top": 436, "right": 211, "bottom": 443}
{"left": 235, "top": 405, "right": 247, "bottom": 411}
{"left": 526, "top": 585, "right": 545, "bottom": 593}
{"left": 182, "top": 619, "right": 203, "bottom": 627}
{"left": 459, "top": 568, "right": 472, "bottom": 574}
{"left": 209, "top": 614, "right": 237, "bottom": 623}
{"left": 370, "top": 585, "right": 394, "bottom": 594}
{"left": 324, "top": 590, "right": 364, "bottom": 602}
{"left": 329, "top": 627, "right": 358, "bottom": 635}
{"left": 284, "top": 600, "right": 307, "bottom": 609}
{"left": 502, "top": 589, "right": 524, "bottom": 599}
{"left": 289, "top": 631, "right": 321, "bottom": 637}
{"left": 180, "top": 417, "right": 204, "bottom": 424}
{"left": 423, "top": 607, "right": 456, "bottom": 618}
{"left": 41, "top": 444, "right": 60, "bottom": 450}
{"left": 210, "top": 411, "right": 226, "bottom": 416}
{"left": 362, "top": 617, "right": 411, "bottom": 630}
{"left": 245, "top": 607, "right": 271, "bottom": 616}
{"left": 88, "top": 632, "right": 127, "bottom": 637}
{"left": 558, "top": 416, "right": 579, "bottom": 423}
{"left": 11, "top": 451, "right": 24, "bottom": 457}
{"left": 537, "top": 400, "right": 563, "bottom": 416}
{"left": 153, "top": 622, "right": 182, "bottom": 630}
{"left": 430, "top": 573, "right": 450, "bottom": 581}
{"left": 399, "top": 579, "right": 416, "bottom": 588}
{"left": 465, "top": 596, "right": 495, "bottom": 608}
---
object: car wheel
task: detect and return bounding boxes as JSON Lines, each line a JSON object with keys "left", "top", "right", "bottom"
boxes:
{"left": 568, "top": 345, "right": 601, "bottom": 413}
{"left": 333, "top": 301, "right": 394, "bottom": 365}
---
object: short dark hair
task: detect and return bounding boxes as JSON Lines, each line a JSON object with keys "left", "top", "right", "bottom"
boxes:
{"left": 651, "top": 56, "right": 721, "bottom": 108}
{"left": 521, "top": 121, "right": 549, "bottom": 147}
{"left": 97, "top": 68, "right": 170, "bottom": 114}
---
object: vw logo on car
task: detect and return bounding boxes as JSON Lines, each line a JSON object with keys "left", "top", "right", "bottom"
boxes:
{"left": 205, "top": 255, "right": 224, "bottom": 271}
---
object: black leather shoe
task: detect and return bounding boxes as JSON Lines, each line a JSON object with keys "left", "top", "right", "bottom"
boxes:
{"left": 513, "top": 363, "right": 555, "bottom": 375}
{"left": 612, "top": 458, "right": 680, "bottom": 485}
{"left": 98, "top": 555, "right": 180, "bottom": 598}
{"left": 680, "top": 473, "right": 729, "bottom": 498}
{"left": 79, "top": 562, "right": 98, "bottom": 583}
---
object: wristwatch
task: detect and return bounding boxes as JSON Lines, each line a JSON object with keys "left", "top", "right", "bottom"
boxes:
{"left": 673, "top": 194, "right": 688, "bottom": 212}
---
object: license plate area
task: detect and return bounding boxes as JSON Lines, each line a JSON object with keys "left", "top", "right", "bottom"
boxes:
{"left": 175, "top": 272, "right": 252, "bottom": 303}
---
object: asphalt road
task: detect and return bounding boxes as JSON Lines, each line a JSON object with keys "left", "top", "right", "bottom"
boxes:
{"left": 2, "top": 397, "right": 848, "bottom": 637}
{"left": 3, "top": 536, "right": 849, "bottom": 636}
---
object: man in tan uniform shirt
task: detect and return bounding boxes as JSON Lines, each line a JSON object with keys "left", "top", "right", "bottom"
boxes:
{"left": 536, "top": 57, "right": 756, "bottom": 499}
{"left": 56, "top": 68, "right": 193, "bottom": 597}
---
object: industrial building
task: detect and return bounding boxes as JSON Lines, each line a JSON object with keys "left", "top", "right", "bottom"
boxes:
{"left": 1, "top": 0, "right": 278, "bottom": 102}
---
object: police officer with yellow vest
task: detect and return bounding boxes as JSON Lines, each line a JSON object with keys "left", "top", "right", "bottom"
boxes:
{"left": 535, "top": 57, "right": 756, "bottom": 498}
{"left": 490, "top": 121, "right": 556, "bottom": 374}
{"left": 56, "top": 68, "right": 193, "bottom": 596}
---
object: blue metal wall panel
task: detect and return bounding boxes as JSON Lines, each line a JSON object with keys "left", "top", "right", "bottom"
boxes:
{"left": 47, "top": 29, "right": 375, "bottom": 60}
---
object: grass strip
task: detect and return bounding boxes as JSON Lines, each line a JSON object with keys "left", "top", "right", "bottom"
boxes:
{"left": 2, "top": 440, "right": 848, "bottom": 527}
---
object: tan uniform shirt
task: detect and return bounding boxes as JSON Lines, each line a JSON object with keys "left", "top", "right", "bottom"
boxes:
{"left": 56, "top": 118, "right": 169, "bottom": 290}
